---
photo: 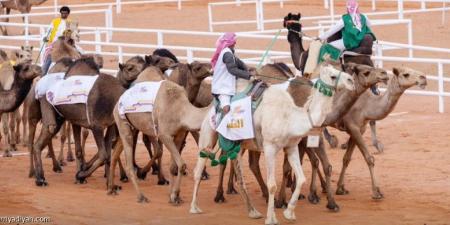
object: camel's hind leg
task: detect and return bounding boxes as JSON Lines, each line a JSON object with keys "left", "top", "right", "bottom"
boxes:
{"left": 248, "top": 151, "right": 268, "bottom": 199}
{"left": 283, "top": 145, "right": 306, "bottom": 222}
{"left": 1, "top": 113, "right": 12, "bottom": 157}
{"left": 14, "top": 109, "right": 21, "bottom": 145}
{"left": 264, "top": 143, "right": 280, "bottom": 225}
{"left": 214, "top": 151, "right": 227, "bottom": 203}
{"left": 22, "top": 103, "right": 29, "bottom": 145}
{"left": 274, "top": 154, "right": 290, "bottom": 208}
{"left": 336, "top": 136, "right": 355, "bottom": 196}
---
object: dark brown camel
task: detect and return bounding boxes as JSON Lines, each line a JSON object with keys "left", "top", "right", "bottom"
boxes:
{"left": 31, "top": 55, "right": 175, "bottom": 186}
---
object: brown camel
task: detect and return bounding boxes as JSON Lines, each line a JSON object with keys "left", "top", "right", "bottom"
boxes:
{"left": 0, "top": 0, "right": 48, "bottom": 35}
{"left": 108, "top": 61, "right": 211, "bottom": 203}
{"left": 0, "top": 46, "right": 33, "bottom": 157}
{"left": 31, "top": 55, "right": 174, "bottom": 186}
{"left": 0, "top": 62, "right": 41, "bottom": 121}
{"left": 332, "top": 67, "right": 427, "bottom": 199}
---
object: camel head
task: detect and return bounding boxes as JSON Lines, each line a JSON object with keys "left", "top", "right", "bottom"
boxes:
{"left": 344, "top": 62, "right": 389, "bottom": 88}
{"left": 64, "top": 21, "right": 80, "bottom": 43}
{"left": 392, "top": 67, "right": 427, "bottom": 90}
{"left": 82, "top": 54, "right": 103, "bottom": 69}
{"left": 144, "top": 55, "right": 176, "bottom": 72}
{"left": 283, "top": 13, "right": 301, "bottom": 33}
{"left": 189, "top": 61, "right": 212, "bottom": 80}
{"left": 13, "top": 62, "right": 42, "bottom": 80}
{"left": 15, "top": 45, "right": 33, "bottom": 63}
{"left": 319, "top": 63, "right": 355, "bottom": 93}
{"left": 118, "top": 56, "right": 148, "bottom": 82}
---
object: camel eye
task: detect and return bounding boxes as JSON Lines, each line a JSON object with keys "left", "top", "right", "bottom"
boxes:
{"left": 364, "top": 71, "right": 370, "bottom": 76}
{"left": 127, "top": 67, "right": 133, "bottom": 72}
{"left": 330, "top": 75, "right": 336, "bottom": 80}
{"left": 403, "top": 73, "right": 410, "bottom": 78}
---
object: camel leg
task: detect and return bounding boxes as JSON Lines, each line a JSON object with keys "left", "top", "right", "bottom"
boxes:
{"left": 274, "top": 154, "right": 290, "bottom": 208}
{"left": 72, "top": 125, "right": 87, "bottom": 183}
{"left": 336, "top": 137, "right": 356, "bottom": 195}
{"left": 231, "top": 154, "right": 262, "bottom": 219}
{"left": 227, "top": 157, "right": 238, "bottom": 194}
{"left": 76, "top": 127, "right": 111, "bottom": 181}
{"left": 160, "top": 131, "right": 187, "bottom": 204}
{"left": 143, "top": 135, "right": 168, "bottom": 185}
{"left": 2, "top": 113, "right": 13, "bottom": 157}
{"left": 305, "top": 147, "right": 320, "bottom": 204}
{"left": 28, "top": 117, "right": 39, "bottom": 178}
{"left": 117, "top": 157, "right": 128, "bottom": 182}
{"left": 137, "top": 136, "right": 164, "bottom": 183}
{"left": 57, "top": 122, "right": 68, "bottom": 166}
{"left": 282, "top": 145, "right": 306, "bottom": 222}
{"left": 214, "top": 151, "right": 227, "bottom": 203}
{"left": 107, "top": 138, "right": 123, "bottom": 195}
{"left": 14, "top": 109, "right": 21, "bottom": 145}
{"left": 349, "top": 127, "right": 384, "bottom": 200}
{"left": 32, "top": 119, "right": 64, "bottom": 186}
{"left": 248, "top": 151, "right": 268, "bottom": 199}
{"left": 142, "top": 134, "right": 159, "bottom": 175}
{"left": 66, "top": 122, "right": 74, "bottom": 162}
{"left": 264, "top": 143, "right": 279, "bottom": 225}
{"left": 315, "top": 136, "right": 339, "bottom": 211}
{"left": 22, "top": 103, "right": 29, "bottom": 145}
{"left": 46, "top": 140, "right": 62, "bottom": 173}
{"left": 369, "top": 121, "right": 384, "bottom": 153}
{"left": 323, "top": 127, "right": 339, "bottom": 148}
{"left": 190, "top": 131, "right": 209, "bottom": 180}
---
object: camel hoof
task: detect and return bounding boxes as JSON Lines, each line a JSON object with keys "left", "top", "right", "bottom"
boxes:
{"left": 308, "top": 192, "right": 320, "bottom": 204}
{"left": 249, "top": 209, "right": 263, "bottom": 219}
{"left": 137, "top": 194, "right": 149, "bottom": 203}
{"left": 226, "top": 187, "right": 238, "bottom": 195}
{"left": 170, "top": 195, "right": 183, "bottom": 205}
{"left": 283, "top": 208, "right": 296, "bottom": 221}
{"left": 75, "top": 171, "right": 87, "bottom": 184}
{"left": 66, "top": 154, "right": 75, "bottom": 162}
{"left": 28, "top": 170, "right": 35, "bottom": 178}
{"left": 374, "top": 142, "right": 384, "bottom": 153}
{"left": 136, "top": 168, "right": 148, "bottom": 180}
{"left": 214, "top": 192, "right": 226, "bottom": 203}
{"left": 298, "top": 194, "right": 306, "bottom": 200}
{"left": 274, "top": 199, "right": 287, "bottom": 209}
{"left": 265, "top": 217, "right": 279, "bottom": 225}
{"left": 120, "top": 175, "right": 129, "bottom": 183}
{"left": 157, "top": 178, "right": 169, "bottom": 185}
{"left": 2, "top": 151, "right": 12, "bottom": 157}
{"left": 326, "top": 202, "right": 340, "bottom": 212}
{"left": 58, "top": 160, "right": 67, "bottom": 167}
{"left": 189, "top": 204, "right": 203, "bottom": 214}
{"left": 336, "top": 186, "right": 349, "bottom": 195}
{"left": 372, "top": 188, "right": 384, "bottom": 200}
{"left": 329, "top": 135, "right": 339, "bottom": 148}
{"left": 201, "top": 171, "right": 210, "bottom": 180}
{"left": 53, "top": 166, "right": 63, "bottom": 173}
{"left": 35, "top": 178, "right": 48, "bottom": 186}
{"left": 107, "top": 185, "right": 122, "bottom": 195}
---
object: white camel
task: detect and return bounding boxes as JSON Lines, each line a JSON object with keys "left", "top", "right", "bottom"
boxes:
{"left": 190, "top": 63, "right": 355, "bottom": 225}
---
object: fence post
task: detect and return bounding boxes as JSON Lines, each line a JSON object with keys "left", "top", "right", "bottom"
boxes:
{"left": 236, "top": 0, "right": 240, "bottom": 6}
{"left": 421, "top": 1, "right": 426, "bottom": 10}
{"left": 178, "top": 0, "right": 181, "bottom": 10}
{"left": 208, "top": 4, "right": 213, "bottom": 32}
{"left": 39, "top": 27, "right": 45, "bottom": 65}
{"left": 280, "top": 0, "right": 284, "bottom": 8}
{"left": 25, "top": 16, "right": 29, "bottom": 45}
{"left": 408, "top": 20, "right": 413, "bottom": 57}
{"left": 95, "top": 29, "right": 102, "bottom": 53}
{"left": 118, "top": 46, "right": 123, "bottom": 63}
{"left": 372, "top": 0, "right": 376, "bottom": 11}
{"left": 259, "top": 0, "right": 265, "bottom": 31}
{"left": 255, "top": 0, "right": 261, "bottom": 30}
{"left": 106, "top": 6, "right": 113, "bottom": 42}
{"left": 375, "top": 43, "right": 383, "bottom": 68}
{"left": 438, "top": 63, "right": 444, "bottom": 113}
{"left": 187, "top": 49, "right": 193, "bottom": 63}
{"left": 442, "top": 2, "right": 447, "bottom": 25}
{"left": 116, "top": 0, "right": 121, "bottom": 14}
{"left": 330, "top": 0, "right": 335, "bottom": 23}
{"left": 54, "top": 0, "right": 58, "bottom": 14}
{"left": 157, "top": 32, "right": 163, "bottom": 47}
{"left": 398, "top": 0, "right": 404, "bottom": 19}
{"left": 324, "top": 0, "right": 329, "bottom": 9}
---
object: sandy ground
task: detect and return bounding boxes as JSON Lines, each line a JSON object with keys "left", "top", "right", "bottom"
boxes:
{"left": 0, "top": 1, "right": 450, "bottom": 225}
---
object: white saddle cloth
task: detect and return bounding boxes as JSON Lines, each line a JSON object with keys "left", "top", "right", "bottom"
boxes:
{"left": 118, "top": 81, "right": 163, "bottom": 119}
{"left": 35, "top": 72, "right": 65, "bottom": 99}
{"left": 208, "top": 96, "right": 254, "bottom": 141}
{"left": 46, "top": 75, "right": 98, "bottom": 106}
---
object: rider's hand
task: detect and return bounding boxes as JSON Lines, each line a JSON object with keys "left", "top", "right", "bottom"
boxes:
{"left": 42, "top": 37, "right": 49, "bottom": 43}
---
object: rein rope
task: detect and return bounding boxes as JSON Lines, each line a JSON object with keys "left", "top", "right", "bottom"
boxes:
{"left": 285, "top": 20, "right": 316, "bottom": 39}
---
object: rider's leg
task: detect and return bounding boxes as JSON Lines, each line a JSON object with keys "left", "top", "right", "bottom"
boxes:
{"left": 328, "top": 39, "right": 346, "bottom": 51}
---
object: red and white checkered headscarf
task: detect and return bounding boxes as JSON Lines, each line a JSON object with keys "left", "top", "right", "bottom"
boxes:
{"left": 347, "top": 0, "right": 362, "bottom": 30}
{"left": 210, "top": 32, "right": 237, "bottom": 68}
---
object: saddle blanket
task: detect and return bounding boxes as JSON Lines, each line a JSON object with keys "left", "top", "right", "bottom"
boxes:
{"left": 208, "top": 96, "right": 254, "bottom": 141}
{"left": 46, "top": 75, "right": 98, "bottom": 106}
{"left": 118, "top": 81, "right": 163, "bottom": 119}
{"left": 35, "top": 72, "right": 65, "bottom": 99}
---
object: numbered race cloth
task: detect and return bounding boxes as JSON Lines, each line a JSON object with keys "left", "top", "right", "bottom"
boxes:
{"left": 118, "top": 81, "right": 164, "bottom": 119}
{"left": 35, "top": 72, "right": 65, "bottom": 99}
{"left": 46, "top": 75, "right": 98, "bottom": 106}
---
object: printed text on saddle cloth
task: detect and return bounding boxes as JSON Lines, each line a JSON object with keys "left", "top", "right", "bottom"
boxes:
{"left": 209, "top": 96, "right": 254, "bottom": 141}
{"left": 35, "top": 72, "right": 65, "bottom": 99}
{"left": 118, "top": 81, "right": 163, "bottom": 119}
{"left": 46, "top": 75, "right": 98, "bottom": 106}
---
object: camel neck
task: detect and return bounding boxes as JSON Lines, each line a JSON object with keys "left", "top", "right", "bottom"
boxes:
{"left": 305, "top": 88, "right": 334, "bottom": 127}
{"left": 365, "top": 75, "right": 404, "bottom": 120}
{"left": 0, "top": 74, "right": 32, "bottom": 113}
{"left": 287, "top": 31, "right": 305, "bottom": 71}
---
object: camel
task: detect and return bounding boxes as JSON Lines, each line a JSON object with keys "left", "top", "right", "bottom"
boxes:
{"left": 0, "top": 46, "right": 33, "bottom": 157}
{"left": 107, "top": 61, "right": 212, "bottom": 203}
{"left": 0, "top": 0, "right": 48, "bottom": 35}
{"left": 31, "top": 55, "right": 174, "bottom": 186}
{"left": 332, "top": 67, "right": 427, "bottom": 199}
{"left": 190, "top": 63, "right": 355, "bottom": 224}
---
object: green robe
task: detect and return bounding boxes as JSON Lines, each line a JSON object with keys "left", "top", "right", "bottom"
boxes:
{"left": 342, "top": 14, "right": 376, "bottom": 50}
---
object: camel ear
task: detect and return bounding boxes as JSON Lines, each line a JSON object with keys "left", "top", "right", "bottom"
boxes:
{"left": 14, "top": 50, "right": 19, "bottom": 59}
{"left": 191, "top": 62, "right": 202, "bottom": 72}
{"left": 21, "top": 46, "right": 24, "bottom": 50}
{"left": 344, "top": 62, "right": 358, "bottom": 74}
{"left": 393, "top": 67, "right": 400, "bottom": 76}
{"left": 145, "top": 55, "right": 154, "bottom": 65}
{"left": 118, "top": 63, "right": 124, "bottom": 71}
{"left": 298, "top": 13, "right": 301, "bottom": 19}
{"left": 30, "top": 46, "right": 34, "bottom": 51}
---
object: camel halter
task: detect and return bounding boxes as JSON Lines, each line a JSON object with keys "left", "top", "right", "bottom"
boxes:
{"left": 285, "top": 20, "right": 315, "bottom": 39}
{"left": 307, "top": 71, "right": 342, "bottom": 128}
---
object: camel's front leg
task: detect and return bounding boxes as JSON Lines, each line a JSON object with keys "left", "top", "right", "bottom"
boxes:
{"left": 264, "top": 143, "right": 279, "bottom": 225}
{"left": 369, "top": 121, "right": 384, "bottom": 153}
{"left": 283, "top": 145, "right": 306, "bottom": 222}
{"left": 231, "top": 153, "right": 262, "bottom": 219}
{"left": 190, "top": 155, "right": 208, "bottom": 214}
{"left": 248, "top": 150, "right": 268, "bottom": 200}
